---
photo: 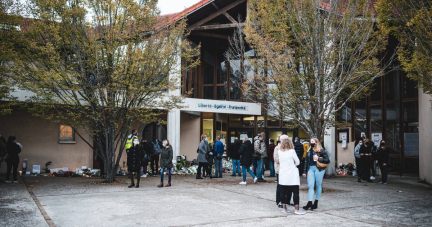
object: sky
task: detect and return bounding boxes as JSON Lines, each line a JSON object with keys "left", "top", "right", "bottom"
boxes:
{"left": 157, "top": 0, "right": 201, "bottom": 15}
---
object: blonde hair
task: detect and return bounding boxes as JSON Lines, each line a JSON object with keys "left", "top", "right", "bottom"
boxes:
{"left": 201, "top": 134, "right": 207, "bottom": 141}
{"left": 311, "top": 138, "right": 323, "bottom": 152}
{"left": 280, "top": 138, "right": 294, "bottom": 150}
{"left": 242, "top": 136, "right": 249, "bottom": 142}
{"left": 163, "top": 139, "right": 170, "bottom": 146}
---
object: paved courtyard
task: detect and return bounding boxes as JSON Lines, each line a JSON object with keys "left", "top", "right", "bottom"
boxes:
{"left": 1, "top": 172, "right": 432, "bottom": 227}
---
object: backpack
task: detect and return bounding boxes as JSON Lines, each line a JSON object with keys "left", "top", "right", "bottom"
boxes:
{"left": 152, "top": 142, "right": 161, "bottom": 155}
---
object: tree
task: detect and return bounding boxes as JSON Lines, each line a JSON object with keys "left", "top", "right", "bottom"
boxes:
{"left": 377, "top": 0, "right": 432, "bottom": 98}
{"left": 0, "top": 0, "right": 22, "bottom": 115}
{"left": 227, "top": 0, "right": 394, "bottom": 142}
{"left": 6, "top": 0, "right": 198, "bottom": 182}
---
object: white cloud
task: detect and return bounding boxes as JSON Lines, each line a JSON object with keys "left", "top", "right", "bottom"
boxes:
{"left": 157, "top": 0, "right": 202, "bottom": 15}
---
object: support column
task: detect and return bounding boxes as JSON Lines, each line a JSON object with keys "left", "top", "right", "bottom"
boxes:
{"left": 167, "top": 109, "right": 181, "bottom": 164}
{"left": 324, "top": 127, "right": 336, "bottom": 176}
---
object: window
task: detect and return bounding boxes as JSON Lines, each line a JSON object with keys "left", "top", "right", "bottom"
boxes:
{"left": 59, "top": 125, "right": 75, "bottom": 142}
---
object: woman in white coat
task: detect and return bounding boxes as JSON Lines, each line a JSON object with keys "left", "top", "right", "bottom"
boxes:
{"left": 276, "top": 136, "right": 306, "bottom": 215}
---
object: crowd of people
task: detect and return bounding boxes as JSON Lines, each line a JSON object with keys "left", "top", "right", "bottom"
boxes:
{"left": 354, "top": 138, "right": 389, "bottom": 184}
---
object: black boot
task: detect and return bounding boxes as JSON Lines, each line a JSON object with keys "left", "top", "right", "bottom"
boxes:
{"left": 303, "top": 201, "right": 313, "bottom": 210}
{"left": 128, "top": 183, "right": 135, "bottom": 188}
{"left": 312, "top": 200, "right": 318, "bottom": 209}
{"left": 135, "top": 183, "right": 139, "bottom": 188}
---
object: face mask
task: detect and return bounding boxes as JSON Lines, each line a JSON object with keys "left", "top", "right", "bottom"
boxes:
{"left": 310, "top": 143, "right": 315, "bottom": 147}
{"left": 133, "top": 141, "right": 138, "bottom": 145}
{"left": 380, "top": 143, "right": 385, "bottom": 147}
{"left": 206, "top": 139, "right": 208, "bottom": 142}
{"left": 359, "top": 143, "right": 363, "bottom": 146}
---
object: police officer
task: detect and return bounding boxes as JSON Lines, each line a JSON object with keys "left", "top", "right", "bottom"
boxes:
{"left": 125, "top": 129, "right": 139, "bottom": 152}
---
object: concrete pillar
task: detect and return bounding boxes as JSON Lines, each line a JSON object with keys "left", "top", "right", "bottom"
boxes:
{"left": 324, "top": 127, "right": 336, "bottom": 176}
{"left": 419, "top": 88, "right": 432, "bottom": 184}
{"left": 167, "top": 109, "right": 181, "bottom": 164}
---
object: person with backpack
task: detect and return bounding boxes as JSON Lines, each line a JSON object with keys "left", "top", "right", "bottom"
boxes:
{"left": 213, "top": 136, "right": 224, "bottom": 178}
{"left": 127, "top": 137, "right": 144, "bottom": 188}
{"left": 150, "top": 137, "right": 162, "bottom": 177}
{"left": 238, "top": 136, "right": 257, "bottom": 185}
{"left": 254, "top": 132, "right": 267, "bottom": 182}
{"left": 230, "top": 137, "right": 242, "bottom": 177}
{"left": 196, "top": 134, "right": 209, "bottom": 179}
{"left": 5, "top": 136, "right": 21, "bottom": 183}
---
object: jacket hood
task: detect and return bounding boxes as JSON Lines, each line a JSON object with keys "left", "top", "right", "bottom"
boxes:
{"left": 254, "top": 136, "right": 260, "bottom": 140}
{"left": 244, "top": 140, "right": 252, "bottom": 145}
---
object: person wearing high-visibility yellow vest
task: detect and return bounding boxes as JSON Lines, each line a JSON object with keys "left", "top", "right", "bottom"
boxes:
{"left": 125, "top": 129, "right": 139, "bottom": 151}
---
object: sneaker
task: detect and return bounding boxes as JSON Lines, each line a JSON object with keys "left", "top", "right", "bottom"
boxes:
{"left": 254, "top": 177, "right": 258, "bottom": 184}
{"left": 262, "top": 175, "right": 265, "bottom": 179}
{"left": 5, "top": 180, "right": 12, "bottom": 183}
{"left": 257, "top": 178, "right": 267, "bottom": 182}
{"left": 382, "top": 182, "right": 387, "bottom": 185}
{"left": 289, "top": 201, "right": 295, "bottom": 206}
{"left": 278, "top": 205, "right": 284, "bottom": 208}
{"left": 13, "top": 181, "right": 18, "bottom": 184}
{"left": 281, "top": 209, "right": 290, "bottom": 214}
{"left": 239, "top": 181, "right": 247, "bottom": 185}
{"left": 275, "top": 180, "right": 278, "bottom": 183}
{"left": 370, "top": 176, "right": 375, "bottom": 180}
{"left": 141, "top": 174, "right": 147, "bottom": 178}
{"left": 294, "top": 209, "right": 306, "bottom": 215}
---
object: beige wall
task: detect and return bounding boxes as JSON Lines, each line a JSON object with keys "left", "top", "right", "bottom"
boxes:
{"left": 0, "top": 109, "right": 93, "bottom": 173}
{"left": 419, "top": 88, "right": 432, "bottom": 183}
{"left": 180, "top": 113, "right": 200, "bottom": 161}
{"left": 336, "top": 128, "right": 356, "bottom": 165}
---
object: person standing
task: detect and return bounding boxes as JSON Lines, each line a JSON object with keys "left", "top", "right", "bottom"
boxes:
{"left": 376, "top": 140, "right": 389, "bottom": 184}
{"left": 278, "top": 137, "right": 305, "bottom": 215}
{"left": 254, "top": 132, "right": 267, "bottom": 182}
{"left": 127, "top": 137, "right": 143, "bottom": 188}
{"left": 294, "top": 137, "right": 304, "bottom": 176}
{"left": 196, "top": 134, "right": 209, "bottom": 179}
{"left": 125, "top": 129, "right": 139, "bottom": 152}
{"left": 302, "top": 138, "right": 329, "bottom": 211}
{"left": 5, "top": 136, "right": 21, "bottom": 183}
{"left": 0, "top": 134, "right": 7, "bottom": 167}
{"left": 238, "top": 136, "right": 257, "bottom": 185}
{"left": 158, "top": 139, "right": 173, "bottom": 187}
{"left": 277, "top": 134, "right": 281, "bottom": 146}
{"left": 150, "top": 137, "right": 162, "bottom": 177}
{"left": 268, "top": 139, "right": 276, "bottom": 177}
{"left": 369, "top": 141, "right": 377, "bottom": 180}
{"left": 354, "top": 139, "right": 363, "bottom": 182}
{"left": 213, "top": 136, "right": 224, "bottom": 178}
{"left": 359, "top": 139, "right": 372, "bottom": 182}
{"left": 140, "top": 139, "right": 150, "bottom": 177}
{"left": 204, "top": 142, "right": 214, "bottom": 179}
{"left": 230, "top": 137, "right": 242, "bottom": 177}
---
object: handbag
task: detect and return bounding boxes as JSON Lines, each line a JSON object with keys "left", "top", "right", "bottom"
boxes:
{"left": 216, "top": 152, "right": 223, "bottom": 159}
{"left": 315, "top": 152, "right": 329, "bottom": 168}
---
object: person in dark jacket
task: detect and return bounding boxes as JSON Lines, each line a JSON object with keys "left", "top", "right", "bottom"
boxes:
{"left": 204, "top": 143, "right": 214, "bottom": 178}
{"left": 5, "top": 136, "right": 21, "bottom": 183}
{"left": 359, "top": 139, "right": 372, "bottom": 182}
{"left": 293, "top": 137, "right": 304, "bottom": 176}
{"left": 140, "top": 139, "right": 150, "bottom": 177}
{"left": 150, "top": 137, "right": 163, "bottom": 177}
{"left": 158, "top": 139, "right": 173, "bottom": 188}
{"left": 369, "top": 141, "right": 377, "bottom": 180}
{"left": 197, "top": 134, "right": 209, "bottom": 179}
{"left": 230, "top": 137, "right": 242, "bottom": 176}
{"left": 238, "top": 136, "right": 257, "bottom": 185}
{"left": 268, "top": 139, "right": 276, "bottom": 177}
{"left": 302, "top": 138, "right": 330, "bottom": 211}
{"left": 376, "top": 140, "right": 389, "bottom": 184}
{"left": 213, "top": 136, "right": 224, "bottom": 178}
{"left": 127, "top": 137, "right": 143, "bottom": 188}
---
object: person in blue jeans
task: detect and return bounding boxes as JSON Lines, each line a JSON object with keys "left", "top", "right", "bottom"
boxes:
{"left": 213, "top": 136, "right": 224, "bottom": 178}
{"left": 254, "top": 132, "right": 267, "bottom": 182}
{"left": 302, "top": 138, "right": 329, "bottom": 210}
{"left": 238, "top": 136, "right": 257, "bottom": 185}
{"left": 230, "top": 137, "right": 242, "bottom": 176}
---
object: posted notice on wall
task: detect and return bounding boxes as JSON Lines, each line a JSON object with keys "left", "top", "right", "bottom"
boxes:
{"left": 342, "top": 139, "right": 347, "bottom": 148}
{"left": 231, "top": 137, "right": 236, "bottom": 143}
{"left": 240, "top": 134, "right": 248, "bottom": 140}
{"left": 372, "top": 133, "right": 382, "bottom": 146}
{"left": 33, "top": 165, "right": 40, "bottom": 174}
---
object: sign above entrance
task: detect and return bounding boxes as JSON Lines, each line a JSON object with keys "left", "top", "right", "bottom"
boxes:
{"left": 182, "top": 98, "right": 261, "bottom": 115}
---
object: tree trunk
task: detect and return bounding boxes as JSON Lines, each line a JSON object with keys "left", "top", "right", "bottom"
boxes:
{"left": 104, "top": 159, "right": 116, "bottom": 183}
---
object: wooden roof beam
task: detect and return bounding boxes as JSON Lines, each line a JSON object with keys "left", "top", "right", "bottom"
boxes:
{"left": 191, "top": 31, "right": 230, "bottom": 39}
{"left": 192, "top": 23, "right": 245, "bottom": 30}
{"left": 211, "top": 2, "right": 237, "bottom": 24}
{"left": 188, "top": 0, "right": 245, "bottom": 30}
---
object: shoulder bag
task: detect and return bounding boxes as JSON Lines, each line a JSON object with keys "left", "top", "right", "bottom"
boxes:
{"left": 316, "top": 150, "right": 329, "bottom": 168}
